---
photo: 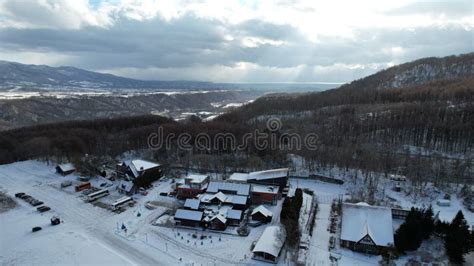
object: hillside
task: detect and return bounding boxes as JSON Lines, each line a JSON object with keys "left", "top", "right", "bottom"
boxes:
{"left": 340, "top": 53, "right": 473, "bottom": 91}
{"left": 0, "top": 90, "right": 262, "bottom": 130}
{"left": 214, "top": 54, "right": 473, "bottom": 179}
{"left": 0, "top": 60, "right": 216, "bottom": 90}
{"left": 218, "top": 53, "right": 474, "bottom": 117}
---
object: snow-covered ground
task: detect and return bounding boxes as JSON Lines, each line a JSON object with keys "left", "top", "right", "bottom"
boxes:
{"left": 1, "top": 160, "right": 472, "bottom": 265}
{"left": 0, "top": 160, "right": 280, "bottom": 265}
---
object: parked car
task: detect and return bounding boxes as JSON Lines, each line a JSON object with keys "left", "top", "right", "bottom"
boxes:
{"left": 19, "top": 194, "right": 30, "bottom": 199}
{"left": 51, "top": 216, "right": 61, "bottom": 225}
{"left": 37, "top": 206, "right": 51, "bottom": 213}
{"left": 31, "top": 200, "right": 44, "bottom": 207}
{"left": 21, "top": 195, "right": 32, "bottom": 200}
{"left": 159, "top": 192, "right": 168, "bottom": 196}
{"left": 32, "top": 226, "right": 42, "bottom": 232}
{"left": 15, "top": 192, "right": 25, "bottom": 198}
{"left": 329, "top": 236, "right": 336, "bottom": 249}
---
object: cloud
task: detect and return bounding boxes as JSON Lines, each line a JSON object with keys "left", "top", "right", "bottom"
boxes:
{"left": 0, "top": 0, "right": 472, "bottom": 83}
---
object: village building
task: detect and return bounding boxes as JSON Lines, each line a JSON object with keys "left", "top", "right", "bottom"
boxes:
{"left": 206, "top": 181, "right": 251, "bottom": 196}
{"left": 203, "top": 181, "right": 251, "bottom": 210}
{"left": 226, "top": 209, "right": 243, "bottom": 226}
{"left": 174, "top": 209, "right": 203, "bottom": 227}
{"left": 199, "top": 192, "right": 248, "bottom": 210}
{"left": 251, "top": 205, "right": 273, "bottom": 223}
{"left": 252, "top": 226, "right": 286, "bottom": 263}
{"left": 176, "top": 174, "right": 210, "bottom": 199}
{"left": 340, "top": 203, "right": 394, "bottom": 254}
{"left": 206, "top": 214, "right": 227, "bottom": 230}
{"left": 183, "top": 198, "right": 201, "bottom": 210}
{"left": 250, "top": 184, "right": 280, "bottom": 205}
{"left": 436, "top": 199, "right": 451, "bottom": 207}
{"left": 56, "top": 163, "right": 75, "bottom": 176}
{"left": 200, "top": 205, "right": 242, "bottom": 230}
{"left": 116, "top": 159, "right": 162, "bottom": 181}
{"left": 228, "top": 168, "right": 289, "bottom": 193}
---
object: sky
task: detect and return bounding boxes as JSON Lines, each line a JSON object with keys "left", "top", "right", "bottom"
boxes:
{"left": 0, "top": 0, "right": 472, "bottom": 83}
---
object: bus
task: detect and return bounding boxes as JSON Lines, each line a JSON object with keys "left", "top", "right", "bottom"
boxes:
{"left": 86, "top": 189, "right": 109, "bottom": 202}
{"left": 75, "top": 182, "right": 91, "bottom": 192}
{"left": 111, "top": 196, "right": 134, "bottom": 210}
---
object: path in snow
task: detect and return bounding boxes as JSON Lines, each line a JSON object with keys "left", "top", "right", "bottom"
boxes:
{"left": 307, "top": 202, "right": 332, "bottom": 266}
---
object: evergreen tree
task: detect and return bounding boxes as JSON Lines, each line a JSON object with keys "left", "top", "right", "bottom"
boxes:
{"left": 445, "top": 211, "right": 471, "bottom": 264}
{"left": 395, "top": 207, "right": 435, "bottom": 253}
{"left": 421, "top": 205, "right": 434, "bottom": 239}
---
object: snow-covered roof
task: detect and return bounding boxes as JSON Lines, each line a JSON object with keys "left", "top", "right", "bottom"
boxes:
{"left": 253, "top": 226, "right": 286, "bottom": 258}
{"left": 248, "top": 168, "right": 288, "bottom": 181}
{"left": 227, "top": 209, "right": 242, "bottom": 220}
{"left": 210, "top": 214, "right": 227, "bottom": 224}
{"left": 57, "top": 163, "right": 75, "bottom": 172}
{"left": 230, "top": 195, "right": 248, "bottom": 205}
{"left": 252, "top": 205, "right": 273, "bottom": 217}
{"left": 206, "top": 181, "right": 250, "bottom": 196}
{"left": 228, "top": 169, "right": 289, "bottom": 183}
{"left": 251, "top": 184, "right": 279, "bottom": 194}
{"left": 228, "top": 173, "right": 249, "bottom": 182}
{"left": 340, "top": 203, "right": 394, "bottom": 247}
{"left": 211, "top": 192, "right": 227, "bottom": 202}
{"left": 174, "top": 209, "right": 203, "bottom": 221}
{"left": 118, "top": 180, "right": 134, "bottom": 192}
{"left": 184, "top": 199, "right": 200, "bottom": 210}
{"left": 199, "top": 193, "right": 247, "bottom": 206}
{"left": 186, "top": 174, "right": 209, "bottom": 184}
{"left": 129, "top": 159, "right": 160, "bottom": 178}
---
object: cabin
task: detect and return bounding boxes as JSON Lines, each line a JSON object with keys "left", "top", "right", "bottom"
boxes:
{"left": 251, "top": 205, "right": 273, "bottom": 223}
{"left": 340, "top": 203, "right": 394, "bottom": 254}
{"left": 226, "top": 209, "right": 243, "bottom": 226}
{"left": 174, "top": 209, "right": 203, "bottom": 227}
{"left": 207, "top": 214, "right": 227, "bottom": 230}
{"left": 117, "top": 159, "right": 162, "bottom": 181}
{"left": 252, "top": 226, "right": 286, "bottom": 263}
{"left": 228, "top": 168, "right": 289, "bottom": 193}
{"left": 176, "top": 174, "right": 210, "bottom": 199}
{"left": 251, "top": 184, "right": 280, "bottom": 205}
{"left": 436, "top": 199, "right": 451, "bottom": 207}
{"left": 56, "top": 163, "right": 75, "bottom": 176}
{"left": 183, "top": 198, "right": 201, "bottom": 210}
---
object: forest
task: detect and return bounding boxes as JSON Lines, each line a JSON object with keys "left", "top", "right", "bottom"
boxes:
{"left": 0, "top": 67, "right": 472, "bottom": 184}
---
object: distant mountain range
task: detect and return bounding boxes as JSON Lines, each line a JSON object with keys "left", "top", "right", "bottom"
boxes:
{"left": 0, "top": 60, "right": 340, "bottom": 91}
{"left": 0, "top": 60, "right": 217, "bottom": 90}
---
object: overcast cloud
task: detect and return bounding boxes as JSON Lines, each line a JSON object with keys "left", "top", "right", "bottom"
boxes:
{"left": 0, "top": 0, "right": 472, "bottom": 83}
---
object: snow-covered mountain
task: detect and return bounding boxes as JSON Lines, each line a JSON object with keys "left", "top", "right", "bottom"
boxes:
{"left": 0, "top": 60, "right": 215, "bottom": 90}
{"left": 340, "top": 53, "right": 474, "bottom": 91}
